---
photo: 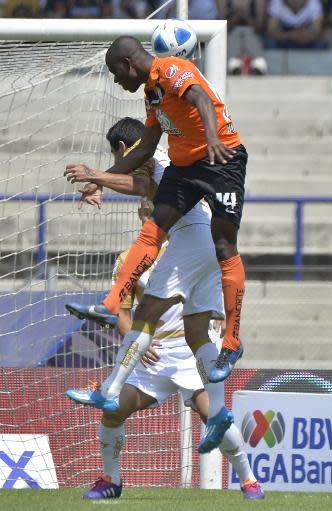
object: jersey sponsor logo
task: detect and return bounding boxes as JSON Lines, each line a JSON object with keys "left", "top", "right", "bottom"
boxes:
{"left": 156, "top": 109, "right": 182, "bottom": 136}
{"left": 232, "top": 287, "right": 244, "bottom": 340}
{"left": 173, "top": 71, "right": 195, "bottom": 89}
{"left": 121, "top": 341, "right": 139, "bottom": 368}
{"left": 164, "top": 65, "right": 178, "bottom": 79}
{"left": 226, "top": 123, "right": 236, "bottom": 134}
{"left": 118, "top": 254, "right": 155, "bottom": 302}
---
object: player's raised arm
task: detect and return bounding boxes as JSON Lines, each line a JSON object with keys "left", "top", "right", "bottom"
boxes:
{"left": 183, "top": 85, "right": 236, "bottom": 166}
{"left": 64, "top": 124, "right": 161, "bottom": 185}
{"left": 105, "top": 124, "right": 162, "bottom": 175}
{"left": 70, "top": 168, "right": 151, "bottom": 196}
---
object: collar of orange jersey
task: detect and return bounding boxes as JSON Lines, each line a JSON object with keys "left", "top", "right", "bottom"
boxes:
{"left": 123, "top": 138, "right": 141, "bottom": 157}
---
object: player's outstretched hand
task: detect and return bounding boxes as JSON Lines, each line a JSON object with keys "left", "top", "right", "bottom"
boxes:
{"left": 140, "top": 340, "right": 161, "bottom": 368}
{"left": 64, "top": 163, "right": 97, "bottom": 183}
{"left": 207, "top": 138, "right": 236, "bottom": 165}
{"left": 78, "top": 183, "right": 102, "bottom": 210}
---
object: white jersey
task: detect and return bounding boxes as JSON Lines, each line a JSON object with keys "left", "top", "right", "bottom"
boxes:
{"left": 121, "top": 146, "right": 224, "bottom": 406}
{"left": 128, "top": 146, "right": 217, "bottom": 348}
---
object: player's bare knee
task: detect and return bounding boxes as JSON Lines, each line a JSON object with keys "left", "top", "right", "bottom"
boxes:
{"left": 135, "top": 297, "right": 160, "bottom": 323}
{"left": 211, "top": 218, "right": 238, "bottom": 260}
{"left": 183, "top": 312, "right": 211, "bottom": 346}
{"left": 135, "top": 295, "right": 180, "bottom": 323}
{"left": 214, "top": 237, "right": 238, "bottom": 261}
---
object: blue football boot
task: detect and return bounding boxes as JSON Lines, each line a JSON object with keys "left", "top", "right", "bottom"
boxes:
{"left": 209, "top": 341, "right": 244, "bottom": 383}
{"left": 198, "top": 406, "right": 234, "bottom": 454}
{"left": 65, "top": 302, "right": 118, "bottom": 328}
{"left": 83, "top": 476, "right": 122, "bottom": 499}
{"left": 66, "top": 383, "right": 120, "bottom": 412}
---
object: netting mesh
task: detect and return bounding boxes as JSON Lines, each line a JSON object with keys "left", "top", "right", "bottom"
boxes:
{"left": 0, "top": 40, "right": 202, "bottom": 489}
{"left": 0, "top": 368, "right": 202, "bottom": 488}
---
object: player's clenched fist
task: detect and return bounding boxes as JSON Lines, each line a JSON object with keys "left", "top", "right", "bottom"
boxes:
{"left": 64, "top": 163, "right": 97, "bottom": 183}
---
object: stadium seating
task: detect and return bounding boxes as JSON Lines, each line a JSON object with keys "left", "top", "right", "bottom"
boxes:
{"left": 227, "top": 75, "right": 332, "bottom": 256}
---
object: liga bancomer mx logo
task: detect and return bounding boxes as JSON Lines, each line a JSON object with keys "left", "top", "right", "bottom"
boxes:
{"left": 242, "top": 410, "right": 286, "bottom": 448}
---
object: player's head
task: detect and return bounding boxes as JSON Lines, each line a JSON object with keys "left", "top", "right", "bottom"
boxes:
{"left": 106, "top": 117, "right": 145, "bottom": 164}
{"left": 105, "top": 36, "right": 153, "bottom": 92}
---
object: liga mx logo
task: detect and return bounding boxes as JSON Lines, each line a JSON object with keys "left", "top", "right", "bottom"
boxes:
{"left": 242, "top": 410, "right": 286, "bottom": 448}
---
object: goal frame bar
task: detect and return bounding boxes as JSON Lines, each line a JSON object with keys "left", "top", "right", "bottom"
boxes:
{"left": 0, "top": 18, "right": 227, "bottom": 97}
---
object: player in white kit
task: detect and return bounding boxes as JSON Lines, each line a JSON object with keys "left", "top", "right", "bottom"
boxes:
{"left": 67, "top": 196, "right": 264, "bottom": 501}
{"left": 65, "top": 117, "right": 238, "bottom": 454}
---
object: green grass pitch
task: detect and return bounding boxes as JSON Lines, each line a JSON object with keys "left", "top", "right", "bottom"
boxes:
{"left": 1, "top": 488, "right": 332, "bottom": 511}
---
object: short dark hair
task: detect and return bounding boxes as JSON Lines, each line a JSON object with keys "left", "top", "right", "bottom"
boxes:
{"left": 106, "top": 117, "right": 145, "bottom": 150}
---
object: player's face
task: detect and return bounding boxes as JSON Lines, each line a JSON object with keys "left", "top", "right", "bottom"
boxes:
{"left": 107, "top": 58, "right": 141, "bottom": 93}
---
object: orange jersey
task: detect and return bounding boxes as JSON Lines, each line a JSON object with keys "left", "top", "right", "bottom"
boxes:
{"left": 144, "top": 57, "right": 241, "bottom": 166}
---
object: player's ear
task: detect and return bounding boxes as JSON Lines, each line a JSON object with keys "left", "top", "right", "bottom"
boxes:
{"left": 118, "top": 140, "right": 127, "bottom": 156}
{"left": 122, "top": 57, "right": 131, "bottom": 70}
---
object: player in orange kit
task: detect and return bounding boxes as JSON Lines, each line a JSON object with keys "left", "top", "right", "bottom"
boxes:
{"left": 64, "top": 36, "right": 247, "bottom": 385}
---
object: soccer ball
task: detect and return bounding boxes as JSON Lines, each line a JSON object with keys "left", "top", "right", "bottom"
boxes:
{"left": 151, "top": 19, "right": 197, "bottom": 60}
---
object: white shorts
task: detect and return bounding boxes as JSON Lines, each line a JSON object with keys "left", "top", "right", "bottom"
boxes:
{"left": 125, "top": 344, "right": 203, "bottom": 407}
{"left": 144, "top": 224, "right": 223, "bottom": 316}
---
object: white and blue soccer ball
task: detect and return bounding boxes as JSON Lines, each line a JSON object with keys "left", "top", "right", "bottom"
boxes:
{"left": 151, "top": 19, "right": 197, "bottom": 60}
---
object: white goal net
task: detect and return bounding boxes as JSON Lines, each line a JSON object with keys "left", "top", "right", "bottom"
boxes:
{"left": 0, "top": 20, "right": 227, "bottom": 490}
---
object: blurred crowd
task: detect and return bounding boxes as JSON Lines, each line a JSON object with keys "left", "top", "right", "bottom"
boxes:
{"left": 2, "top": 0, "right": 332, "bottom": 75}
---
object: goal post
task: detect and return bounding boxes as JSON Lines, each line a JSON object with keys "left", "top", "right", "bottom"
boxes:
{"left": 0, "top": 18, "right": 226, "bottom": 490}
{"left": 0, "top": 18, "right": 227, "bottom": 97}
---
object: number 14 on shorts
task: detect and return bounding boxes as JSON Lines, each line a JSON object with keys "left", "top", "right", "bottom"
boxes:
{"left": 216, "top": 192, "right": 237, "bottom": 212}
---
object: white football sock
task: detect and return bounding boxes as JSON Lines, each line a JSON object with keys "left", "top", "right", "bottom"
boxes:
{"left": 219, "top": 424, "right": 255, "bottom": 483}
{"left": 99, "top": 423, "right": 125, "bottom": 486}
{"left": 101, "top": 324, "right": 155, "bottom": 399}
{"left": 195, "top": 342, "right": 225, "bottom": 418}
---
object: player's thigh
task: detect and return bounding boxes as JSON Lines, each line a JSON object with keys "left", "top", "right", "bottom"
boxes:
{"left": 127, "top": 358, "right": 180, "bottom": 408}
{"left": 203, "top": 145, "right": 247, "bottom": 228}
{"left": 102, "top": 383, "right": 157, "bottom": 426}
{"left": 183, "top": 311, "right": 212, "bottom": 349}
{"left": 153, "top": 162, "right": 204, "bottom": 216}
{"left": 145, "top": 224, "right": 215, "bottom": 304}
{"left": 151, "top": 203, "right": 183, "bottom": 232}
{"left": 134, "top": 294, "right": 181, "bottom": 323}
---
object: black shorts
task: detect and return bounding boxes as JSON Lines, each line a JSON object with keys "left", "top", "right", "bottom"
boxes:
{"left": 153, "top": 144, "right": 247, "bottom": 227}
